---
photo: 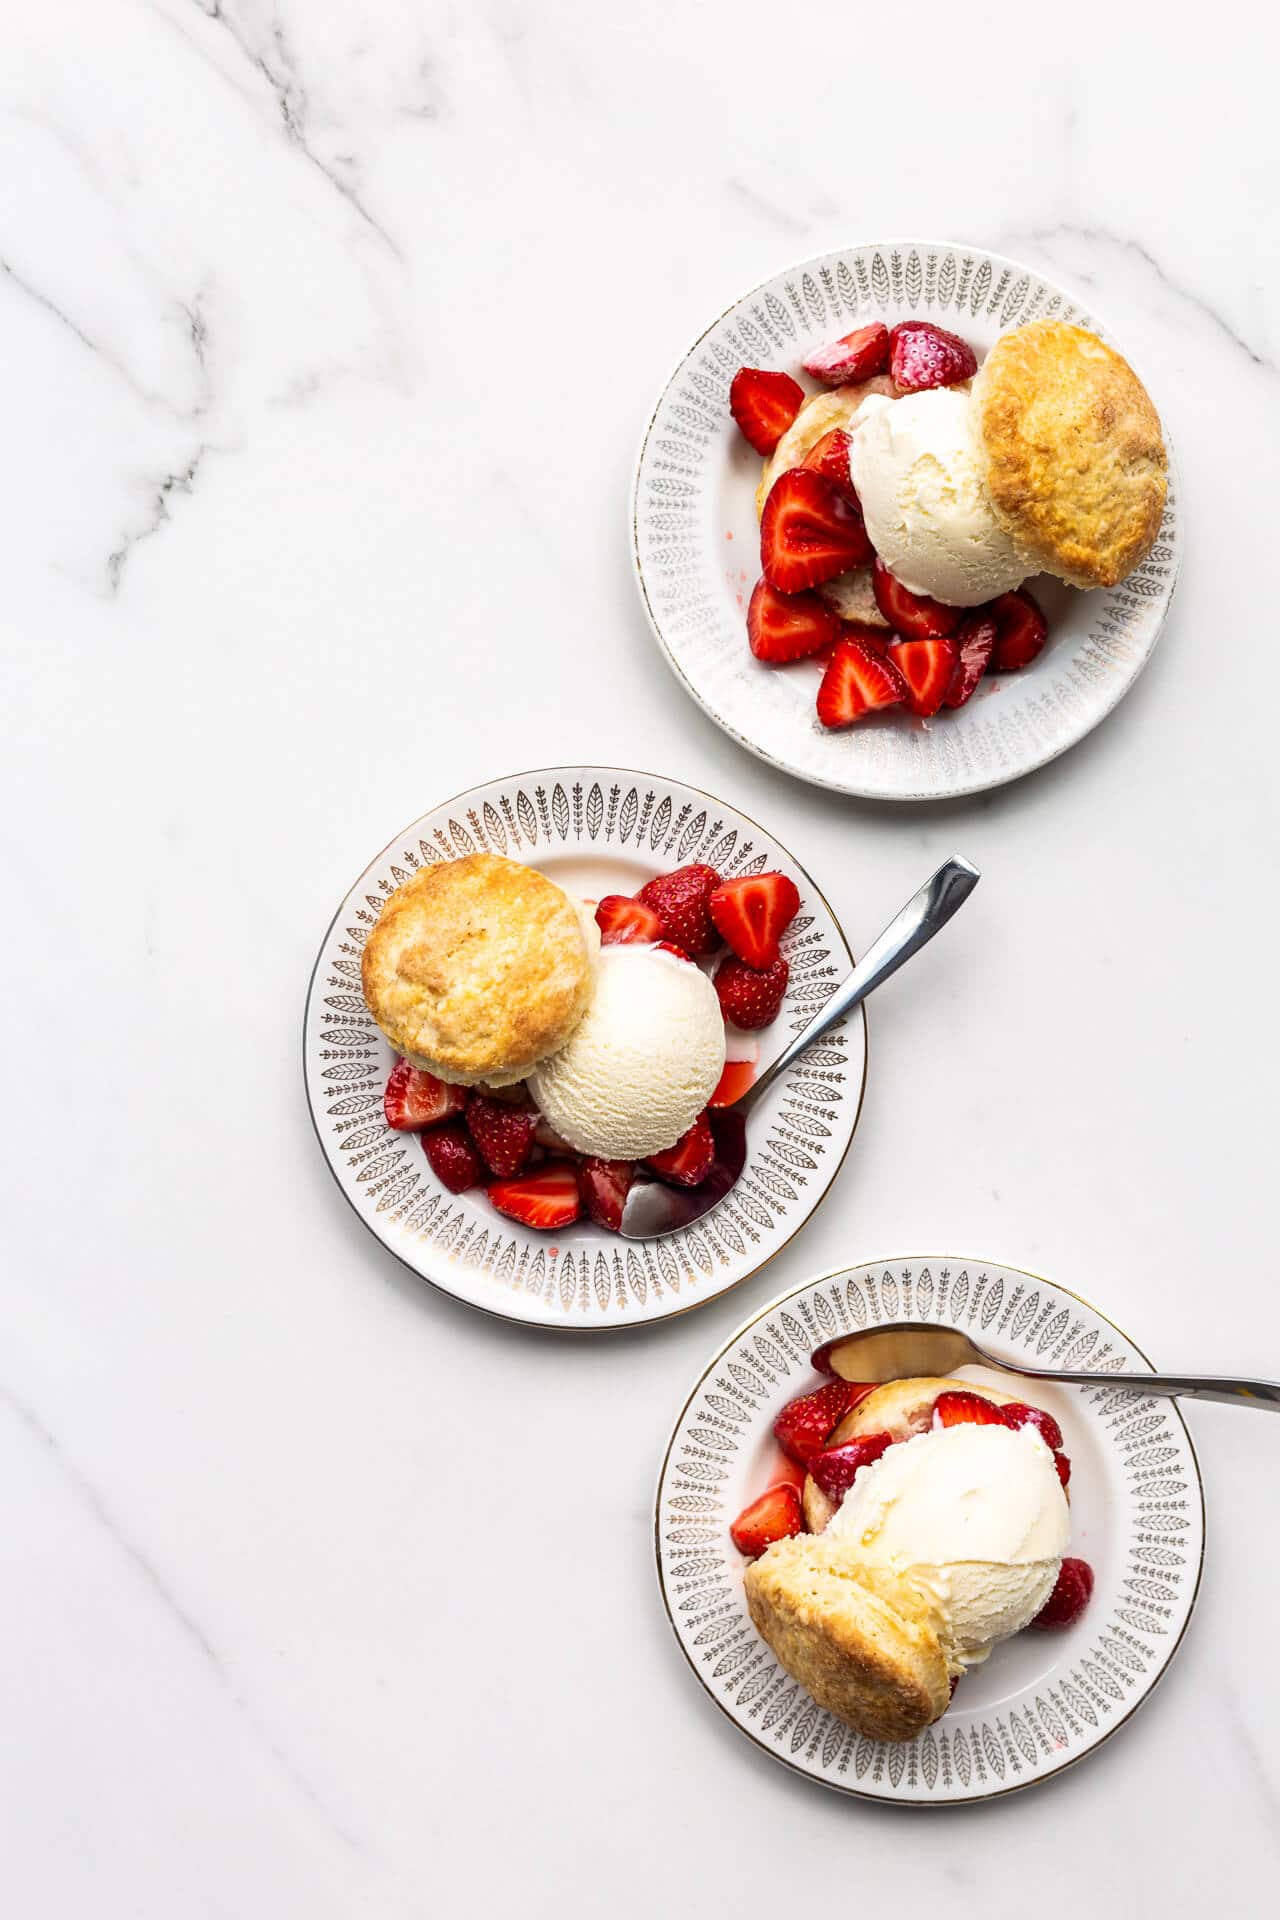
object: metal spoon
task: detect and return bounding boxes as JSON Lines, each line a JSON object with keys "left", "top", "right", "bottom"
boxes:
{"left": 808, "top": 1319, "right": 1280, "bottom": 1411}
{"left": 618, "top": 855, "right": 981, "bottom": 1240}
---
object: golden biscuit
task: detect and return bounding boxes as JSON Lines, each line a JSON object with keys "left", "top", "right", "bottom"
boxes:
{"left": 360, "top": 854, "right": 597, "bottom": 1086}
{"left": 802, "top": 1377, "right": 1017, "bottom": 1533}
{"left": 974, "top": 320, "right": 1167, "bottom": 588}
{"left": 744, "top": 1533, "right": 954, "bottom": 1741}
{"left": 755, "top": 375, "right": 897, "bottom": 518}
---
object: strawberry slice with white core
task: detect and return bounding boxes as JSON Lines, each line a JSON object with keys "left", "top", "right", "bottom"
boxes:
{"left": 761, "top": 468, "right": 874, "bottom": 593}
{"left": 815, "top": 637, "right": 907, "bottom": 729}
{"left": 487, "top": 1162, "right": 581, "bottom": 1231}
{"left": 872, "top": 557, "right": 961, "bottom": 640}
{"left": 801, "top": 321, "right": 891, "bottom": 386}
{"left": 729, "top": 366, "right": 805, "bottom": 454}
{"left": 729, "top": 1482, "right": 805, "bottom": 1559}
{"left": 746, "top": 579, "right": 838, "bottom": 664}
{"left": 383, "top": 1060, "right": 467, "bottom": 1131}
{"left": 708, "top": 871, "right": 800, "bottom": 970}
{"left": 595, "top": 895, "right": 664, "bottom": 945}
{"left": 886, "top": 637, "right": 959, "bottom": 718}
{"left": 988, "top": 587, "right": 1048, "bottom": 671}
{"left": 801, "top": 428, "right": 861, "bottom": 507}
{"left": 943, "top": 611, "right": 998, "bottom": 708}
{"left": 932, "top": 1390, "right": 1006, "bottom": 1428}
{"left": 888, "top": 320, "right": 978, "bottom": 392}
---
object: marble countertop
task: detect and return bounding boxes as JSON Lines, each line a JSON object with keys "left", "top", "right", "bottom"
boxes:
{"left": 5, "top": 3, "right": 1279, "bottom": 1911}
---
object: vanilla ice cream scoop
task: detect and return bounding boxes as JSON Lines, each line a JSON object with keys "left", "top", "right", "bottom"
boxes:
{"left": 528, "top": 944, "right": 725, "bottom": 1159}
{"left": 849, "top": 386, "right": 1031, "bottom": 606}
{"left": 825, "top": 1421, "right": 1069, "bottom": 1667}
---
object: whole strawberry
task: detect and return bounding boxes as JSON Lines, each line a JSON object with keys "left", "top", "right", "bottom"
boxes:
{"left": 714, "top": 954, "right": 789, "bottom": 1030}
{"left": 423, "top": 1122, "right": 484, "bottom": 1194}
{"left": 636, "top": 864, "right": 722, "bottom": 957}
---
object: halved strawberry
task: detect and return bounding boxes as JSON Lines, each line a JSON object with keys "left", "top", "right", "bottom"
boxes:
{"left": 943, "top": 611, "right": 998, "bottom": 709}
{"left": 746, "top": 579, "right": 837, "bottom": 664}
{"left": 887, "top": 637, "right": 958, "bottom": 717}
{"left": 595, "top": 894, "right": 663, "bottom": 945}
{"left": 815, "top": 636, "right": 907, "bottom": 728}
{"left": 729, "top": 1482, "right": 804, "bottom": 1559}
{"left": 709, "top": 871, "right": 800, "bottom": 970}
{"left": 888, "top": 320, "right": 978, "bottom": 392}
{"left": 466, "top": 1091, "right": 537, "bottom": 1177}
{"left": 729, "top": 366, "right": 805, "bottom": 454}
{"left": 1029, "top": 1556, "right": 1094, "bottom": 1630}
{"left": 422, "top": 1122, "right": 484, "bottom": 1193}
{"left": 774, "top": 1380, "right": 868, "bottom": 1468}
{"left": 1001, "top": 1403, "right": 1065, "bottom": 1452}
{"left": 636, "top": 864, "right": 721, "bottom": 957}
{"left": 1054, "top": 1451, "right": 1072, "bottom": 1488}
{"left": 872, "top": 557, "right": 960, "bottom": 640}
{"left": 714, "top": 954, "right": 789, "bottom": 1031}
{"left": 801, "top": 321, "right": 890, "bottom": 386}
{"left": 761, "top": 468, "right": 873, "bottom": 593}
{"left": 578, "top": 1157, "right": 634, "bottom": 1231}
{"left": 801, "top": 428, "right": 861, "bottom": 507}
{"left": 932, "top": 1389, "right": 1006, "bottom": 1428}
{"left": 988, "top": 588, "right": 1048, "bottom": 671}
{"left": 645, "top": 1112, "right": 715, "bottom": 1186}
{"left": 383, "top": 1059, "right": 467, "bottom": 1131}
{"left": 709, "top": 1059, "right": 755, "bottom": 1107}
{"left": 487, "top": 1162, "right": 582, "bottom": 1231}
{"left": 809, "top": 1432, "right": 893, "bottom": 1501}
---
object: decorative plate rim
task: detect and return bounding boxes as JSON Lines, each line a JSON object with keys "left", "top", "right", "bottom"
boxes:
{"left": 654, "top": 1253, "right": 1205, "bottom": 1803}
{"left": 303, "top": 764, "right": 869, "bottom": 1333}
{"left": 632, "top": 238, "right": 1183, "bottom": 803}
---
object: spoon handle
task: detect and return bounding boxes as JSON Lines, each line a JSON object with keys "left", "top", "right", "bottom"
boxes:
{"left": 995, "top": 1366, "right": 1280, "bottom": 1410}
{"left": 747, "top": 855, "right": 981, "bottom": 1106}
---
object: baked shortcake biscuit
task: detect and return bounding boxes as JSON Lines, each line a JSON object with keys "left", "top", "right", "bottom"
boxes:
{"left": 744, "top": 1534, "right": 954, "bottom": 1741}
{"left": 973, "top": 320, "right": 1167, "bottom": 588}
{"left": 361, "top": 854, "right": 598, "bottom": 1087}
{"left": 802, "top": 1375, "right": 1019, "bottom": 1533}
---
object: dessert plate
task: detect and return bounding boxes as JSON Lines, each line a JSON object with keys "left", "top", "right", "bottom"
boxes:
{"left": 656, "top": 1258, "right": 1204, "bottom": 1803}
{"left": 304, "top": 768, "right": 866, "bottom": 1329}
{"left": 633, "top": 241, "right": 1181, "bottom": 801}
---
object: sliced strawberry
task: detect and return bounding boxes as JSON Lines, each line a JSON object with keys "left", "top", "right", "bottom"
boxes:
{"left": 801, "top": 428, "right": 861, "bottom": 507}
{"left": 487, "top": 1161, "right": 581, "bottom": 1231}
{"left": 1001, "top": 1403, "right": 1065, "bottom": 1452}
{"left": 887, "top": 637, "right": 958, "bottom": 718}
{"left": 709, "top": 1059, "right": 755, "bottom": 1107}
{"left": 872, "top": 557, "right": 960, "bottom": 640}
{"left": 383, "top": 1059, "right": 467, "bottom": 1131}
{"left": 774, "top": 1380, "right": 868, "bottom": 1468}
{"left": 747, "top": 579, "right": 837, "bottom": 665}
{"left": 1054, "top": 1451, "right": 1072, "bottom": 1488}
{"left": 815, "top": 636, "right": 907, "bottom": 729}
{"left": 709, "top": 871, "right": 800, "bottom": 970}
{"left": 932, "top": 1389, "right": 1006, "bottom": 1428}
{"left": 423, "top": 1122, "right": 484, "bottom": 1193}
{"left": 988, "top": 587, "right": 1048, "bottom": 671}
{"left": 635, "top": 864, "right": 721, "bottom": 957}
{"left": 761, "top": 468, "right": 873, "bottom": 593}
{"left": 654, "top": 940, "right": 692, "bottom": 962}
{"left": 594, "top": 894, "right": 663, "bottom": 946}
{"left": 645, "top": 1112, "right": 715, "bottom": 1187}
{"left": 465, "top": 1091, "right": 537, "bottom": 1177}
{"left": 714, "top": 954, "right": 789, "bottom": 1031}
{"left": 943, "top": 611, "right": 998, "bottom": 709}
{"left": 888, "top": 320, "right": 978, "bottom": 392}
{"left": 729, "top": 1482, "right": 804, "bottom": 1559}
{"left": 729, "top": 366, "right": 805, "bottom": 454}
{"left": 801, "top": 321, "right": 890, "bottom": 386}
{"left": 1028, "top": 1557, "right": 1094, "bottom": 1630}
{"left": 837, "top": 618, "right": 892, "bottom": 658}
{"left": 810, "top": 1432, "right": 893, "bottom": 1502}
{"left": 577, "top": 1157, "right": 634, "bottom": 1231}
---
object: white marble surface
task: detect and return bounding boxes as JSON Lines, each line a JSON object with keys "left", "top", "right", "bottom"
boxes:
{"left": 4, "top": 2, "right": 1279, "bottom": 1910}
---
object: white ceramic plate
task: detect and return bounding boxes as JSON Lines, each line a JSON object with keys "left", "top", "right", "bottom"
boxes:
{"left": 633, "top": 241, "right": 1181, "bottom": 801}
{"left": 656, "top": 1257, "right": 1203, "bottom": 1803}
{"left": 304, "top": 768, "right": 866, "bottom": 1330}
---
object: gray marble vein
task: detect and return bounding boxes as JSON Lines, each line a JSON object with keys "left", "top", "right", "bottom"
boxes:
{"left": 104, "top": 446, "right": 213, "bottom": 593}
